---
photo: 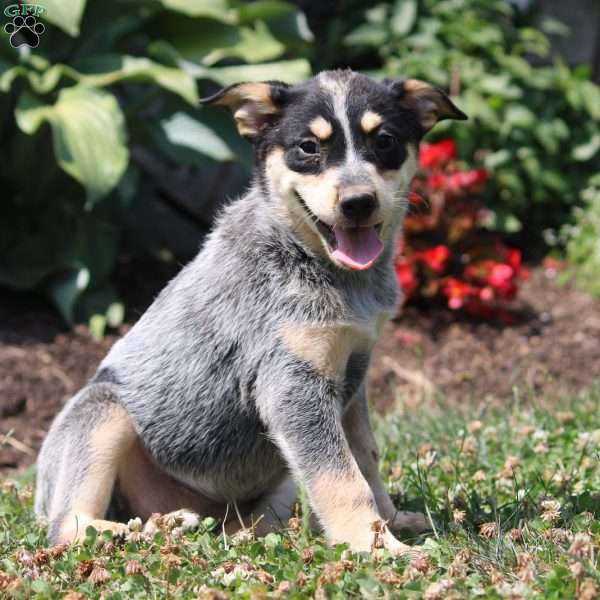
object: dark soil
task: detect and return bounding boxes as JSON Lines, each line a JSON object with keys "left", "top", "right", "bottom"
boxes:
{"left": 1, "top": 258, "right": 599, "bottom": 472}
{"left": 371, "top": 268, "right": 600, "bottom": 412}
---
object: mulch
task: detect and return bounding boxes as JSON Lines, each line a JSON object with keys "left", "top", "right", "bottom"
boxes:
{"left": 1, "top": 258, "right": 599, "bottom": 472}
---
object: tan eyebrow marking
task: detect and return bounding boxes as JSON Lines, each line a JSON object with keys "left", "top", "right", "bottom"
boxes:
{"left": 309, "top": 116, "right": 333, "bottom": 140}
{"left": 360, "top": 110, "right": 383, "bottom": 133}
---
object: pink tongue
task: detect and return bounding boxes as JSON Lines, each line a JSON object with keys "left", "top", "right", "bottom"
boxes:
{"left": 331, "top": 225, "right": 384, "bottom": 270}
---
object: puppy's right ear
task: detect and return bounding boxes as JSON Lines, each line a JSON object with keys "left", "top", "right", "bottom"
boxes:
{"left": 200, "top": 81, "right": 289, "bottom": 140}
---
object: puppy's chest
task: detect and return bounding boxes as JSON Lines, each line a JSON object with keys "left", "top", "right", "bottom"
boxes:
{"left": 280, "top": 312, "right": 390, "bottom": 394}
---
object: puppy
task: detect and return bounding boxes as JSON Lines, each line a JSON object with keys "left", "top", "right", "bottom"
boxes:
{"left": 35, "top": 70, "right": 466, "bottom": 555}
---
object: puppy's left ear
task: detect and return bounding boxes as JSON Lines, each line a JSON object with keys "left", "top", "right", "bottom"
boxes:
{"left": 200, "top": 81, "right": 290, "bottom": 140}
{"left": 386, "top": 78, "right": 467, "bottom": 132}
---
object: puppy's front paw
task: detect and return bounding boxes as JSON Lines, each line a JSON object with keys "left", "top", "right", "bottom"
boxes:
{"left": 372, "top": 520, "right": 425, "bottom": 560}
{"left": 389, "top": 510, "right": 430, "bottom": 533}
{"left": 386, "top": 538, "right": 425, "bottom": 560}
{"left": 76, "top": 519, "right": 130, "bottom": 544}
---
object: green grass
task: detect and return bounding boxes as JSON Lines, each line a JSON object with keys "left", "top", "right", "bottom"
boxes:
{"left": 1, "top": 387, "right": 599, "bottom": 599}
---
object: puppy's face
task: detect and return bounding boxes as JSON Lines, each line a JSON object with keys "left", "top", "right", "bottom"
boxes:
{"left": 203, "top": 71, "right": 466, "bottom": 271}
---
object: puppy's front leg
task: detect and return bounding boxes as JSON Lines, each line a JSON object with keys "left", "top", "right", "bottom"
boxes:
{"left": 343, "top": 385, "right": 429, "bottom": 534}
{"left": 264, "top": 368, "right": 417, "bottom": 556}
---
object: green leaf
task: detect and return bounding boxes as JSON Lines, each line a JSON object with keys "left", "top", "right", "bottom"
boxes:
{"left": 573, "top": 133, "right": 600, "bottom": 162}
{"left": 16, "top": 87, "right": 129, "bottom": 205}
{"left": 45, "top": 267, "right": 90, "bottom": 325}
{"left": 41, "top": 0, "right": 87, "bottom": 37}
{"left": 481, "top": 209, "right": 522, "bottom": 233}
{"left": 202, "top": 21, "right": 285, "bottom": 65}
{"left": 581, "top": 81, "right": 600, "bottom": 120}
{"left": 107, "top": 302, "right": 125, "bottom": 328}
{"left": 484, "top": 149, "right": 511, "bottom": 169}
{"left": 53, "top": 87, "right": 129, "bottom": 205}
{"left": 76, "top": 55, "right": 199, "bottom": 105}
{"left": 237, "top": 1, "right": 295, "bottom": 24}
{"left": 159, "top": 111, "right": 236, "bottom": 162}
{"left": 158, "top": 0, "right": 236, "bottom": 22}
{"left": 344, "top": 23, "right": 388, "bottom": 47}
{"left": 391, "top": 0, "right": 417, "bottom": 36}
{"left": 14, "top": 92, "right": 53, "bottom": 134}
{"left": 204, "top": 59, "right": 310, "bottom": 86}
{"left": 539, "top": 16, "right": 570, "bottom": 37}
{"left": 0, "top": 64, "right": 81, "bottom": 95}
{"left": 78, "top": 284, "right": 124, "bottom": 334}
{"left": 504, "top": 104, "right": 535, "bottom": 129}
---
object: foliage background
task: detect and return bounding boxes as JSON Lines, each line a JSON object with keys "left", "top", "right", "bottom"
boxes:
{"left": 0, "top": 0, "right": 312, "bottom": 334}
{"left": 1, "top": 0, "right": 600, "bottom": 331}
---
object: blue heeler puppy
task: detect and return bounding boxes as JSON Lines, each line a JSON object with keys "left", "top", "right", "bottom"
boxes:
{"left": 35, "top": 70, "right": 466, "bottom": 556}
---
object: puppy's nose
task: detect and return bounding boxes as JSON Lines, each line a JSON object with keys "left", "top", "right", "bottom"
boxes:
{"left": 340, "top": 194, "right": 377, "bottom": 222}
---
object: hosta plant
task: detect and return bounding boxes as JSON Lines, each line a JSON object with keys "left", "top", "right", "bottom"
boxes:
{"left": 0, "top": 0, "right": 311, "bottom": 332}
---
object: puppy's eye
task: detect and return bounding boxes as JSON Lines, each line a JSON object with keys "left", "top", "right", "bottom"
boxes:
{"left": 298, "top": 140, "right": 320, "bottom": 156}
{"left": 374, "top": 133, "right": 396, "bottom": 152}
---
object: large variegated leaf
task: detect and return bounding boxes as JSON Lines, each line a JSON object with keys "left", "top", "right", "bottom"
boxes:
{"left": 15, "top": 87, "right": 129, "bottom": 206}
{"left": 159, "top": 0, "right": 236, "bottom": 22}
{"left": 194, "top": 59, "right": 311, "bottom": 86}
{"left": 159, "top": 111, "right": 236, "bottom": 162}
{"left": 202, "top": 21, "right": 285, "bottom": 66}
{"left": 41, "top": 0, "right": 87, "bottom": 36}
{"left": 2, "top": 56, "right": 198, "bottom": 104}
{"left": 75, "top": 55, "right": 199, "bottom": 105}
{"left": 45, "top": 267, "right": 90, "bottom": 325}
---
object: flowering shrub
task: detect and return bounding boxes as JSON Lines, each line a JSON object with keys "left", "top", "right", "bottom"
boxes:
{"left": 396, "top": 139, "right": 528, "bottom": 319}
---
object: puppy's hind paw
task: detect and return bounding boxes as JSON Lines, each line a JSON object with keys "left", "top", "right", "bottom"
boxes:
{"left": 389, "top": 510, "right": 430, "bottom": 533}
{"left": 171, "top": 509, "right": 201, "bottom": 539}
{"left": 142, "top": 509, "right": 201, "bottom": 539}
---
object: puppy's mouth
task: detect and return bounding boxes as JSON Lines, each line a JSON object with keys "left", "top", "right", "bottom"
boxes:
{"left": 294, "top": 192, "right": 384, "bottom": 271}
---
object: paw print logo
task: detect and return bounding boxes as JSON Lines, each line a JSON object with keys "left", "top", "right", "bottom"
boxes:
{"left": 4, "top": 15, "right": 45, "bottom": 49}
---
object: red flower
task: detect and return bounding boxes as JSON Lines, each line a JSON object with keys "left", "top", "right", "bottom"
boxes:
{"left": 393, "top": 137, "right": 524, "bottom": 319}
{"left": 443, "top": 277, "right": 476, "bottom": 310}
{"left": 396, "top": 262, "right": 418, "bottom": 297}
{"left": 487, "top": 263, "right": 517, "bottom": 299}
{"left": 445, "top": 169, "right": 488, "bottom": 191}
{"left": 479, "top": 286, "right": 494, "bottom": 302}
{"left": 426, "top": 173, "right": 448, "bottom": 190}
{"left": 419, "top": 139, "right": 457, "bottom": 169}
{"left": 488, "top": 263, "right": 513, "bottom": 285}
{"left": 408, "top": 191, "right": 422, "bottom": 205}
{"left": 504, "top": 248, "right": 522, "bottom": 271}
{"left": 416, "top": 245, "right": 450, "bottom": 273}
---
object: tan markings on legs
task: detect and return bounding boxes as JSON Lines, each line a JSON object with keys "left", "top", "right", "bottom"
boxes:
{"left": 279, "top": 323, "right": 372, "bottom": 379}
{"left": 309, "top": 116, "right": 333, "bottom": 140}
{"left": 311, "top": 468, "right": 391, "bottom": 551}
{"left": 360, "top": 110, "right": 383, "bottom": 133}
{"left": 312, "top": 469, "right": 422, "bottom": 556}
{"left": 343, "top": 389, "right": 429, "bottom": 533}
{"left": 57, "top": 404, "right": 136, "bottom": 543}
{"left": 60, "top": 513, "right": 129, "bottom": 543}
{"left": 116, "top": 437, "right": 228, "bottom": 522}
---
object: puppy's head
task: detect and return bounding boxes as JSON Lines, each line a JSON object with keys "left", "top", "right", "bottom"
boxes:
{"left": 202, "top": 70, "right": 466, "bottom": 271}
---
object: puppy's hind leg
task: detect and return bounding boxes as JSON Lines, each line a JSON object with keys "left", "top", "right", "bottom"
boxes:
{"left": 35, "top": 384, "right": 136, "bottom": 544}
{"left": 224, "top": 475, "right": 298, "bottom": 536}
